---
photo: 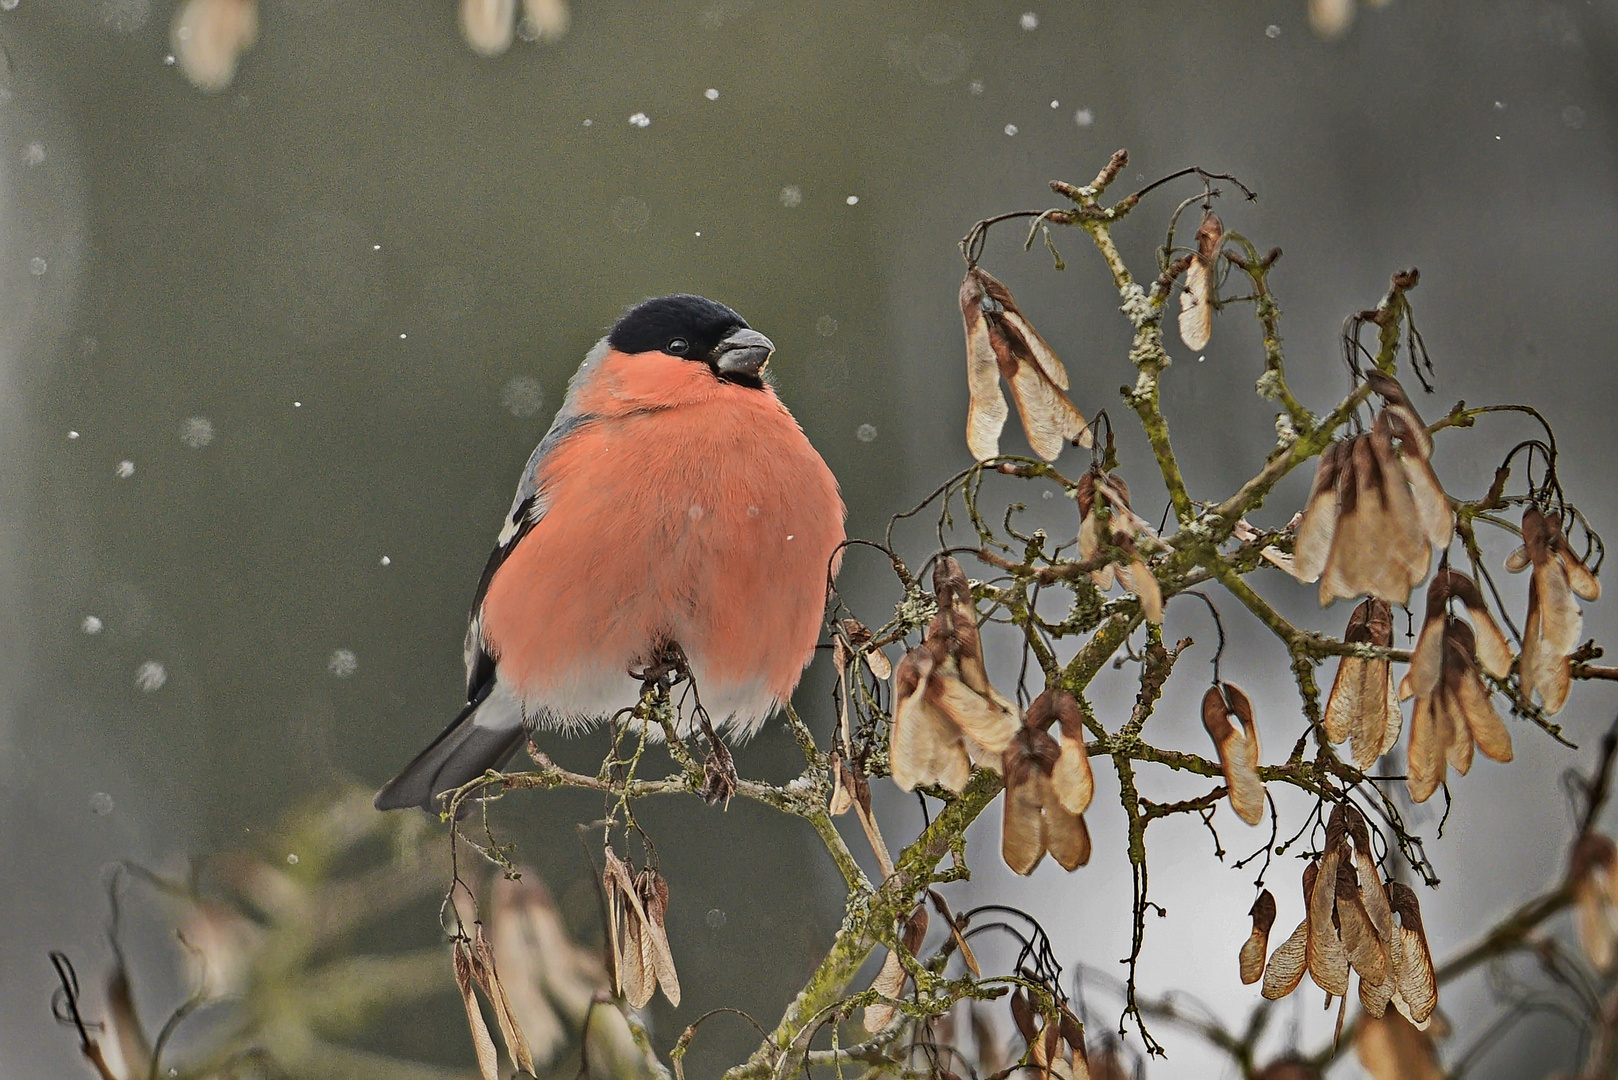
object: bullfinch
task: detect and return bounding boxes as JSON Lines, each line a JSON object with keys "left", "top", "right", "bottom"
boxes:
{"left": 375, "top": 295, "right": 846, "bottom": 813}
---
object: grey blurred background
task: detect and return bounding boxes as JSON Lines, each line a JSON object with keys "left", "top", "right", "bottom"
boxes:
{"left": 2, "top": 0, "right": 1616, "bottom": 1076}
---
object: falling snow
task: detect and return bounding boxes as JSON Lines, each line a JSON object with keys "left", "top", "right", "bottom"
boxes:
{"left": 179, "top": 416, "right": 215, "bottom": 448}
{"left": 29, "top": 257, "right": 47, "bottom": 275}
{"left": 704, "top": 88, "right": 719, "bottom": 100}
{"left": 134, "top": 660, "right": 167, "bottom": 692}
{"left": 1074, "top": 108, "right": 1094, "bottom": 127}
{"left": 327, "top": 649, "right": 358, "bottom": 678}
{"left": 856, "top": 424, "right": 878, "bottom": 443}
{"left": 24, "top": 142, "right": 45, "bottom": 166}
{"left": 845, "top": 195, "right": 859, "bottom": 205}
{"left": 501, "top": 376, "right": 546, "bottom": 417}
{"left": 89, "top": 792, "right": 115, "bottom": 815}
{"left": 82, "top": 615, "right": 104, "bottom": 634}
{"left": 100, "top": 0, "right": 148, "bottom": 33}
{"left": 628, "top": 112, "right": 651, "bottom": 127}
{"left": 115, "top": 460, "right": 136, "bottom": 478}
{"left": 1019, "top": 12, "right": 1039, "bottom": 30}
{"left": 1004, "top": 124, "right": 1018, "bottom": 136}
{"left": 1265, "top": 24, "right": 1282, "bottom": 38}
{"left": 816, "top": 315, "right": 838, "bottom": 337}
{"left": 779, "top": 185, "right": 803, "bottom": 208}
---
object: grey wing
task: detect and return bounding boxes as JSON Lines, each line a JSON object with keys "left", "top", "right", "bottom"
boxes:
{"left": 460, "top": 340, "right": 608, "bottom": 699}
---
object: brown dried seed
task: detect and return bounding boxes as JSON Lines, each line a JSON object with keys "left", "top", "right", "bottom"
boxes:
{"left": 1292, "top": 440, "right": 1348, "bottom": 584}
{"left": 961, "top": 270, "right": 1013, "bottom": 461}
{"left": 1241, "top": 890, "right": 1276, "bottom": 985}
{"left": 890, "top": 646, "right": 972, "bottom": 792}
{"left": 1202, "top": 683, "right": 1265, "bottom": 825}
{"left": 1003, "top": 725, "right": 1087, "bottom": 875}
{"left": 635, "top": 870, "right": 681, "bottom": 1007}
{"left": 454, "top": 940, "right": 503, "bottom": 1080}
{"left": 468, "top": 923, "right": 536, "bottom": 1075}
{"left": 460, "top": 0, "right": 517, "bottom": 57}
{"left": 172, "top": 0, "right": 260, "bottom": 91}
{"left": 1324, "top": 599, "right": 1400, "bottom": 769}
{"left": 861, "top": 948, "right": 906, "bottom": 1033}
{"left": 1519, "top": 507, "right": 1592, "bottom": 714}
{"left": 829, "top": 752, "right": 855, "bottom": 816}
{"left": 1335, "top": 863, "right": 1388, "bottom": 985}
{"left": 1262, "top": 919, "right": 1309, "bottom": 1000}
{"left": 960, "top": 267, "right": 1091, "bottom": 461}
{"left": 1307, "top": 852, "right": 1349, "bottom": 997}
{"left": 1177, "top": 212, "right": 1223, "bottom": 351}
{"left": 521, "top": 0, "right": 570, "bottom": 40}
{"left": 1573, "top": 835, "right": 1618, "bottom": 970}
{"left": 1388, "top": 883, "right": 1437, "bottom": 1025}
{"left": 1356, "top": 1010, "right": 1443, "bottom": 1080}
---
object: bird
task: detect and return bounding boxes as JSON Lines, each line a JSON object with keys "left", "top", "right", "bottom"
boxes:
{"left": 375, "top": 295, "right": 846, "bottom": 814}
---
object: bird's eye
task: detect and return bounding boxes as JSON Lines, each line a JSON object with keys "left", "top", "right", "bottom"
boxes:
{"left": 668, "top": 338, "right": 690, "bottom": 355}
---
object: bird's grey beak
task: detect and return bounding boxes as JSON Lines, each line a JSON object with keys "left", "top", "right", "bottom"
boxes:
{"left": 714, "top": 327, "right": 775, "bottom": 379}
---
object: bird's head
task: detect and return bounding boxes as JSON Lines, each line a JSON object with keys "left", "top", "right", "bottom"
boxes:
{"left": 608, "top": 294, "right": 775, "bottom": 389}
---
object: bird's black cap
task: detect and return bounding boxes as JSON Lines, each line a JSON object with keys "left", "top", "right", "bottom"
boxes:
{"left": 608, "top": 294, "right": 748, "bottom": 360}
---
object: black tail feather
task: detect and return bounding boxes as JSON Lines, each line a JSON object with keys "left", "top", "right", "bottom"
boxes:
{"left": 375, "top": 686, "right": 526, "bottom": 814}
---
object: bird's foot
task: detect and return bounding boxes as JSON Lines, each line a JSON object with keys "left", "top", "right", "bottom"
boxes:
{"left": 631, "top": 641, "right": 692, "bottom": 695}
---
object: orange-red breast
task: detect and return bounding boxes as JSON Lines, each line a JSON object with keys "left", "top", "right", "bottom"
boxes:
{"left": 376, "top": 296, "right": 846, "bottom": 813}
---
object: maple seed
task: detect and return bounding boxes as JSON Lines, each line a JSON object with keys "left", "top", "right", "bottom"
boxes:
{"left": 863, "top": 905, "right": 929, "bottom": 1033}
{"left": 889, "top": 558, "right": 1020, "bottom": 792}
{"left": 1388, "top": 882, "right": 1437, "bottom": 1026}
{"left": 1202, "top": 682, "right": 1265, "bottom": 825}
{"left": 602, "top": 850, "right": 680, "bottom": 1010}
{"left": 1001, "top": 722, "right": 1092, "bottom": 875}
{"left": 1240, "top": 890, "right": 1276, "bottom": 985}
{"left": 1076, "top": 468, "right": 1165, "bottom": 624}
{"left": 172, "top": 0, "right": 259, "bottom": 92}
{"left": 1322, "top": 598, "right": 1402, "bottom": 769}
{"left": 460, "top": 0, "right": 517, "bottom": 56}
{"left": 1285, "top": 373, "right": 1454, "bottom": 607}
{"left": 1178, "top": 211, "right": 1223, "bottom": 351}
{"left": 1026, "top": 688, "right": 1095, "bottom": 815}
{"left": 1513, "top": 506, "right": 1600, "bottom": 714}
{"left": 840, "top": 616, "right": 893, "bottom": 679}
{"left": 1400, "top": 571, "right": 1514, "bottom": 803}
{"left": 1571, "top": 833, "right": 1618, "bottom": 970}
{"left": 1356, "top": 1011, "right": 1445, "bottom": 1080}
{"left": 960, "top": 266, "right": 1093, "bottom": 461}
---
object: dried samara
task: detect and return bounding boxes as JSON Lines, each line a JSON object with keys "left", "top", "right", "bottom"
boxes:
{"left": 1177, "top": 211, "right": 1224, "bottom": 352}
{"left": 890, "top": 557, "right": 1019, "bottom": 792}
{"left": 1076, "top": 467, "right": 1164, "bottom": 624}
{"left": 602, "top": 850, "right": 679, "bottom": 1010}
{"left": 1400, "top": 571, "right": 1513, "bottom": 803}
{"left": 1509, "top": 505, "right": 1600, "bottom": 715}
{"left": 960, "top": 266, "right": 1092, "bottom": 461}
{"left": 1202, "top": 682, "right": 1265, "bottom": 825}
{"left": 1286, "top": 372, "right": 1452, "bottom": 607}
{"left": 1260, "top": 805, "right": 1437, "bottom": 1029}
{"left": 1001, "top": 689, "right": 1093, "bottom": 875}
{"left": 1322, "top": 598, "right": 1401, "bottom": 769}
